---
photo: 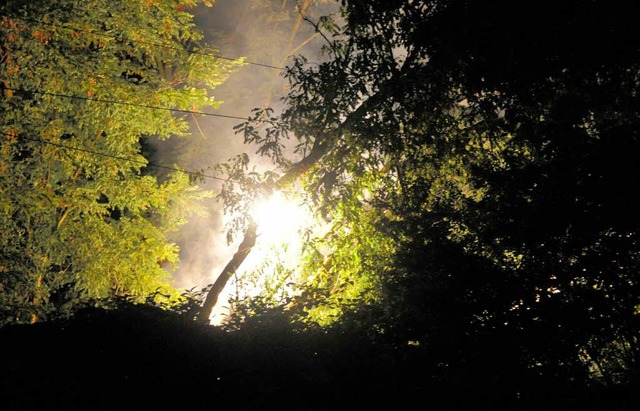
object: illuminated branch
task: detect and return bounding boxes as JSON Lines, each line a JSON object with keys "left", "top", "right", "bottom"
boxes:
{"left": 198, "top": 222, "right": 257, "bottom": 323}
{"left": 275, "top": 137, "right": 329, "bottom": 189}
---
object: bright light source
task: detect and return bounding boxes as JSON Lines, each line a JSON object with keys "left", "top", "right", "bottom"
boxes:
{"left": 209, "top": 190, "right": 325, "bottom": 325}
{"left": 251, "top": 191, "right": 309, "bottom": 247}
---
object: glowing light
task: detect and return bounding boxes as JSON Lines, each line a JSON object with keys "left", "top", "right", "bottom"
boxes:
{"left": 208, "top": 190, "right": 319, "bottom": 325}
{"left": 250, "top": 191, "right": 309, "bottom": 247}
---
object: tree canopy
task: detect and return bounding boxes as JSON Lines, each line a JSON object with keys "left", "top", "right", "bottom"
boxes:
{"left": 0, "top": 0, "right": 240, "bottom": 325}
{"left": 217, "top": 0, "right": 640, "bottom": 390}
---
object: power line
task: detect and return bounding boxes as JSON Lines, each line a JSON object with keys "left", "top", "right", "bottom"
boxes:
{"left": 0, "top": 15, "right": 292, "bottom": 184}
{"left": 2, "top": 15, "right": 287, "bottom": 71}
{"left": 1, "top": 131, "right": 297, "bottom": 194}
{"left": 4, "top": 87, "right": 257, "bottom": 122}
{"left": 2, "top": 85, "right": 291, "bottom": 179}
{"left": 0, "top": 130, "right": 232, "bottom": 183}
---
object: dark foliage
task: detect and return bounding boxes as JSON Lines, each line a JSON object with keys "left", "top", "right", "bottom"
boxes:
{"left": 0, "top": 302, "right": 637, "bottom": 410}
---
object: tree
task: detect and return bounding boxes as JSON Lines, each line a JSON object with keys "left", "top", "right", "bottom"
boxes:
{"left": 211, "top": 0, "right": 640, "bottom": 392}
{"left": 0, "top": 0, "right": 240, "bottom": 325}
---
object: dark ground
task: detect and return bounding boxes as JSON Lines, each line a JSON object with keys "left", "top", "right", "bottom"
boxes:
{"left": 1, "top": 305, "right": 637, "bottom": 410}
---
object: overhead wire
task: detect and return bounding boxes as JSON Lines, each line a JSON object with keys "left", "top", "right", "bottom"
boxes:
{"left": 0, "top": 130, "right": 233, "bottom": 182}
{"left": 0, "top": 12, "right": 290, "bottom": 129}
{"left": 1, "top": 15, "right": 287, "bottom": 71}
{"left": 0, "top": 13, "right": 294, "bottom": 184}
{"left": 0, "top": 130, "right": 298, "bottom": 194}
{"left": 4, "top": 87, "right": 253, "bottom": 121}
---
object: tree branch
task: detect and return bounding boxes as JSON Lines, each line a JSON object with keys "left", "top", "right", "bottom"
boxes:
{"left": 197, "top": 222, "right": 257, "bottom": 323}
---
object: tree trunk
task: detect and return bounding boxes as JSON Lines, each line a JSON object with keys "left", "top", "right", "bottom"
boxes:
{"left": 197, "top": 222, "right": 257, "bottom": 323}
